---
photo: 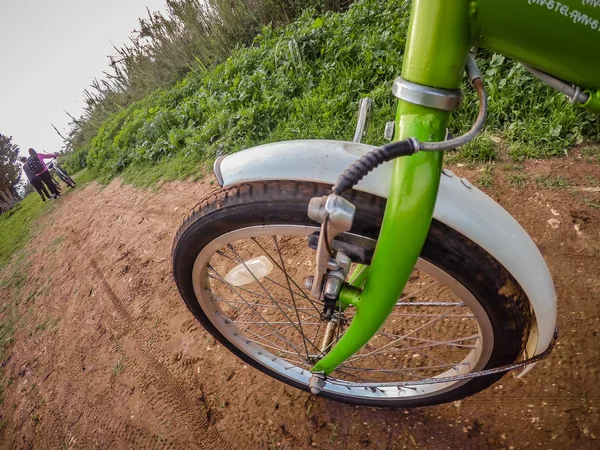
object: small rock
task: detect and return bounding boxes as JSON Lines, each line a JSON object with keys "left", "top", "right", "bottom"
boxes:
{"left": 547, "top": 219, "right": 560, "bottom": 229}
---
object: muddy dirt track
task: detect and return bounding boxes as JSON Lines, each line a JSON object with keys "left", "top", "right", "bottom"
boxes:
{"left": 1, "top": 153, "right": 599, "bottom": 449}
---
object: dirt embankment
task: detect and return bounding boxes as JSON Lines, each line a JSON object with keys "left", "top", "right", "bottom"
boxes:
{"left": 0, "top": 153, "right": 599, "bottom": 449}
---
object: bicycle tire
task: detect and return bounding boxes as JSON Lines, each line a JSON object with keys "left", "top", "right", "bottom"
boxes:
{"left": 172, "top": 181, "right": 531, "bottom": 407}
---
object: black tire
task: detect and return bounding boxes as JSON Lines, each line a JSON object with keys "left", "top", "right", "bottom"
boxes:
{"left": 56, "top": 169, "right": 76, "bottom": 188}
{"left": 172, "top": 181, "right": 531, "bottom": 407}
{"left": 50, "top": 175, "right": 62, "bottom": 192}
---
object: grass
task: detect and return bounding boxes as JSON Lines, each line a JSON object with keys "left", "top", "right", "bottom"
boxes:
{"left": 580, "top": 146, "right": 600, "bottom": 161}
{"left": 67, "top": 0, "right": 334, "bottom": 158}
{"left": 0, "top": 192, "right": 57, "bottom": 406}
{"left": 329, "top": 423, "right": 339, "bottom": 443}
{"left": 113, "top": 360, "right": 125, "bottom": 376}
{"left": 477, "top": 165, "right": 494, "bottom": 189}
{"left": 536, "top": 175, "right": 571, "bottom": 189}
{"left": 0, "top": 251, "right": 33, "bottom": 409}
{"left": 508, "top": 173, "right": 526, "bottom": 189}
{"left": 61, "top": 0, "right": 600, "bottom": 187}
{"left": 72, "top": 167, "right": 101, "bottom": 186}
{"left": 32, "top": 318, "right": 58, "bottom": 335}
{"left": 120, "top": 151, "right": 208, "bottom": 187}
{"left": 585, "top": 176, "right": 600, "bottom": 188}
{"left": 0, "top": 194, "right": 50, "bottom": 268}
{"left": 51, "top": 236, "right": 65, "bottom": 247}
{"left": 0, "top": 255, "right": 29, "bottom": 356}
{"left": 447, "top": 134, "right": 498, "bottom": 164}
{"left": 24, "top": 285, "right": 49, "bottom": 305}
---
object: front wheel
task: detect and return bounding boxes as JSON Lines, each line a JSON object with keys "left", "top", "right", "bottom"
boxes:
{"left": 56, "top": 169, "right": 76, "bottom": 188}
{"left": 64, "top": 176, "right": 76, "bottom": 188}
{"left": 172, "top": 181, "right": 531, "bottom": 407}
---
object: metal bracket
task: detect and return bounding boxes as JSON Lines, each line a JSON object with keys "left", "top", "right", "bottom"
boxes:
{"left": 384, "top": 121, "right": 395, "bottom": 141}
{"left": 353, "top": 98, "right": 372, "bottom": 143}
{"left": 309, "top": 371, "right": 326, "bottom": 395}
{"left": 307, "top": 195, "right": 355, "bottom": 301}
{"left": 392, "top": 77, "right": 463, "bottom": 111}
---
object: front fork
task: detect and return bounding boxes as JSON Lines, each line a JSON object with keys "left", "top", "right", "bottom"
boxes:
{"left": 310, "top": 0, "right": 472, "bottom": 380}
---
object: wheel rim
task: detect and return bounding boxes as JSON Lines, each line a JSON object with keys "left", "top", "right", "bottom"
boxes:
{"left": 192, "top": 225, "right": 494, "bottom": 402}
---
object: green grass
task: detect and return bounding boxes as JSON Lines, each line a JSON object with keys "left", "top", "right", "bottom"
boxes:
{"left": 61, "top": 0, "right": 600, "bottom": 186}
{"left": 0, "top": 193, "right": 55, "bottom": 388}
{"left": 113, "top": 360, "right": 125, "bottom": 376}
{"left": 0, "top": 194, "right": 50, "bottom": 269}
{"left": 72, "top": 167, "right": 101, "bottom": 185}
{"left": 585, "top": 175, "right": 600, "bottom": 187}
{"left": 508, "top": 173, "right": 526, "bottom": 189}
{"left": 579, "top": 146, "right": 600, "bottom": 161}
{"left": 536, "top": 175, "right": 571, "bottom": 189}
{"left": 477, "top": 165, "right": 494, "bottom": 189}
{"left": 329, "top": 423, "right": 339, "bottom": 443}
{"left": 447, "top": 134, "right": 498, "bottom": 164}
{"left": 120, "top": 150, "right": 207, "bottom": 187}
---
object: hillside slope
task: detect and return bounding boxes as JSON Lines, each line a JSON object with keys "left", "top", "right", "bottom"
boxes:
{"left": 64, "top": 0, "right": 600, "bottom": 186}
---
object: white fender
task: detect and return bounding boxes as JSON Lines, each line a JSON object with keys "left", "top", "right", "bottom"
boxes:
{"left": 215, "top": 140, "right": 557, "bottom": 357}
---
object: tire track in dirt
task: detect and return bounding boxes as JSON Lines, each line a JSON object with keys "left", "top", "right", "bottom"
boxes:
{"left": 3, "top": 164, "right": 600, "bottom": 449}
{"left": 60, "top": 236, "right": 233, "bottom": 450}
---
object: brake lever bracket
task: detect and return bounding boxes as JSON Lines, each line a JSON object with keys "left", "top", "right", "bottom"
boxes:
{"left": 307, "top": 194, "right": 355, "bottom": 300}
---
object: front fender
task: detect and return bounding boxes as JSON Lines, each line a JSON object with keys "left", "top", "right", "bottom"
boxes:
{"left": 215, "top": 140, "right": 557, "bottom": 357}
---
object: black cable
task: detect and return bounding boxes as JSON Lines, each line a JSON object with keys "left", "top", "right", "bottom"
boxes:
{"left": 322, "top": 214, "right": 335, "bottom": 256}
{"left": 332, "top": 138, "right": 418, "bottom": 195}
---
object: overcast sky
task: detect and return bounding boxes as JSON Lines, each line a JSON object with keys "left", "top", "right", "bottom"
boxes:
{"left": 0, "top": 0, "right": 166, "bottom": 156}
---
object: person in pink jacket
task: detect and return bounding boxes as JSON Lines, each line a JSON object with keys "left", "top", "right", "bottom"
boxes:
{"left": 27, "top": 148, "right": 60, "bottom": 199}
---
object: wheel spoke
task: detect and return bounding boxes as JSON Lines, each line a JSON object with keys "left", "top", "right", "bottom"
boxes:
{"left": 375, "top": 334, "right": 480, "bottom": 349}
{"left": 208, "top": 264, "right": 307, "bottom": 360}
{"left": 345, "top": 305, "right": 462, "bottom": 364}
{"left": 211, "top": 294, "right": 318, "bottom": 314}
{"left": 338, "top": 363, "right": 468, "bottom": 374}
{"left": 209, "top": 274, "right": 322, "bottom": 321}
{"left": 394, "top": 301, "right": 465, "bottom": 307}
{"left": 213, "top": 252, "right": 309, "bottom": 301}
{"left": 271, "top": 236, "right": 312, "bottom": 359}
{"left": 226, "top": 244, "right": 322, "bottom": 357}
{"left": 250, "top": 237, "right": 323, "bottom": 314}
{"left": 195, "top": 225, "right": 492, "bottom": 402}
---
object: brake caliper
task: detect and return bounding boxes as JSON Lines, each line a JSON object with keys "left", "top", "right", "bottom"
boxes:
{"left": 305, "top": 194, "right": 354, "bottom": 310}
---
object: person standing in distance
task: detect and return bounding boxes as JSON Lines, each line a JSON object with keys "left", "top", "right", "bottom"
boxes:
{"left": 27, "top": 148, "right": 60, "bottom": 199}
{"left": 20, "top": 156, "right": 50, "bottom": 201}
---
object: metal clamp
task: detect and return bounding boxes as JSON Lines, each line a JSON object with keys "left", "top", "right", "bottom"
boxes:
{"left": 392, "top": 77, "right": 463, "bottom": 111}
{"left": 353, "top": 98, "right": 372, "bottom": 143}
{"left": 307, "top": 195, "right": 355, "bottom": 301}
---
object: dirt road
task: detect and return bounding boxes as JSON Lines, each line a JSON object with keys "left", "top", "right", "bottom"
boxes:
{"left": 1, "top": 153, "right": 599, "bottom": 449}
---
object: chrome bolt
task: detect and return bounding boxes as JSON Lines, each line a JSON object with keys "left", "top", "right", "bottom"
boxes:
{"left": 309, "top": 372, "right": 326, "bottom": 395}
{"left": 384, "top": 121, "right": 395, "bottom": 141}
{"left": 303, "top": 276, "right": 314, "bottom": 290}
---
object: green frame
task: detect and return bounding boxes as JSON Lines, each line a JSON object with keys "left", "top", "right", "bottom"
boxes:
{"left": 312, "top": 0, "right": 472, "bottom": 375}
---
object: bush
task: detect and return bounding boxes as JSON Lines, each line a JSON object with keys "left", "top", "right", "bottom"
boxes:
{"left": 63, "top": 0, "right": 600, "bottom": 182}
